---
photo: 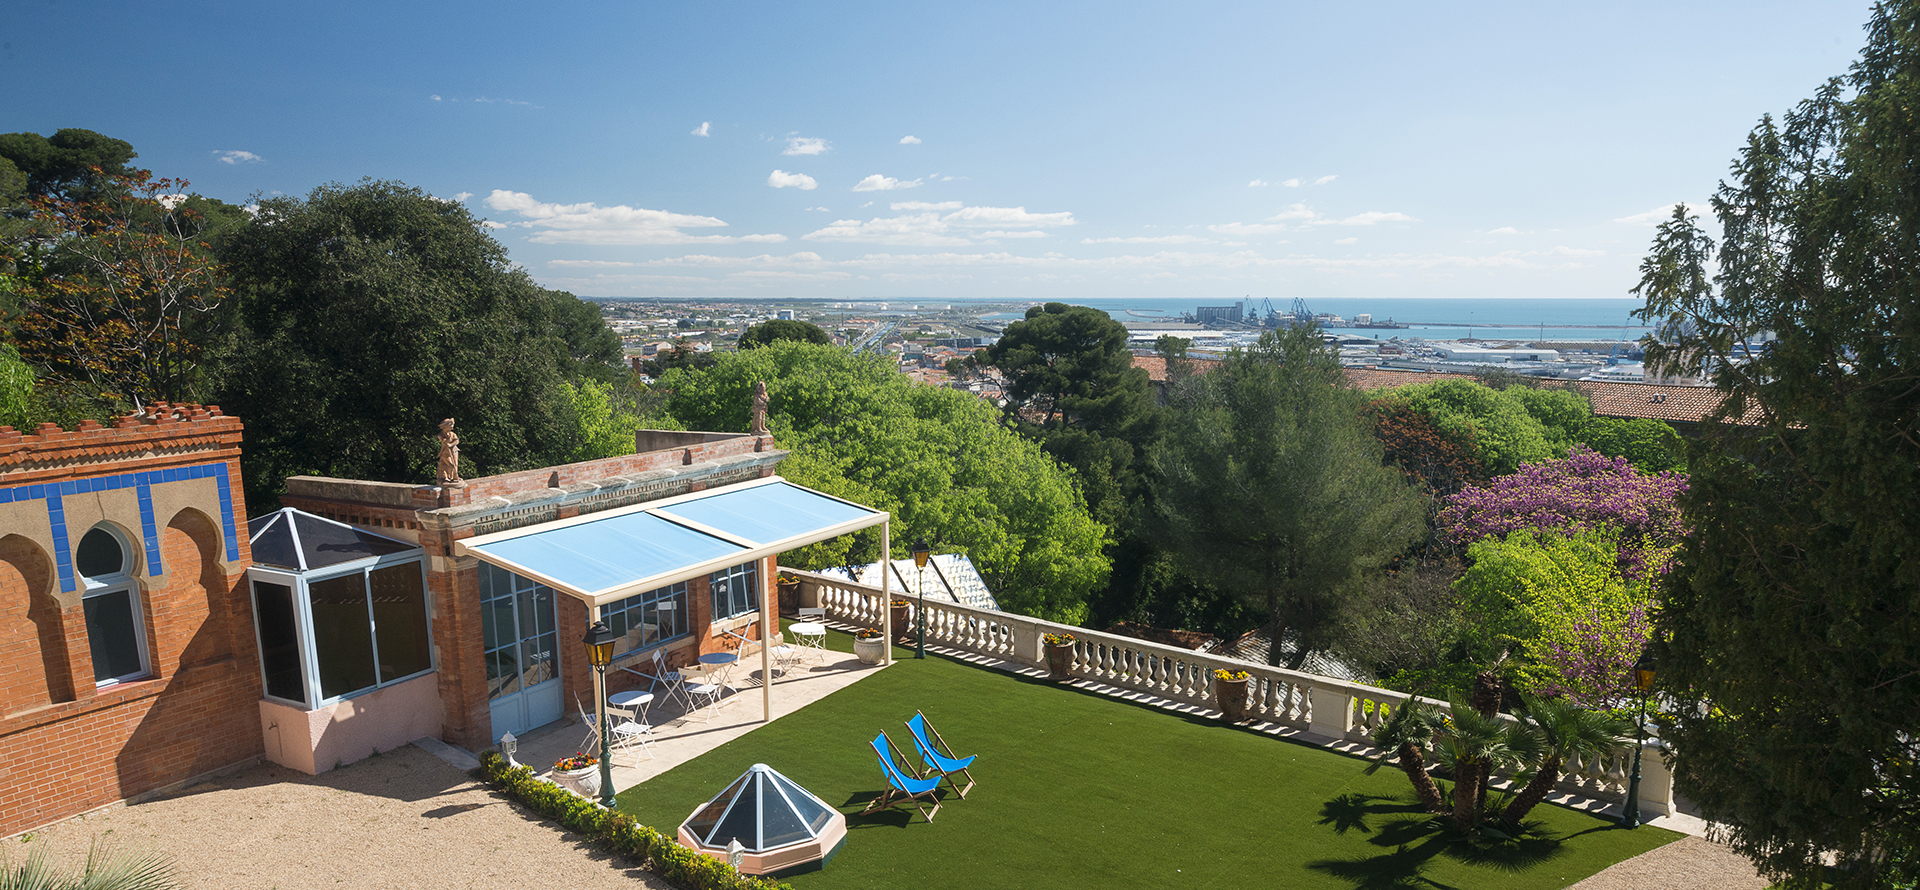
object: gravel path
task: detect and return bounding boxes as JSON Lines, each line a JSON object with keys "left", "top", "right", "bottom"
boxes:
{"left": 16, "top": 745, "right": 670, "bottom": 890}
{"left": 1567, "top": 835, "right": 1768, "bottom": 890}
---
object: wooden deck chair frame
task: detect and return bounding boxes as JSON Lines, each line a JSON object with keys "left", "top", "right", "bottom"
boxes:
{"left": 906, "top": 710, "right": 978, "bottom": 799}
{"left": 858, "top": 730, "right": 942, "bottom": 822}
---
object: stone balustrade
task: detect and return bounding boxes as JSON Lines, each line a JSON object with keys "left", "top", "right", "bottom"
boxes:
{"left": 791, "top": 568, "right": 1673, "bottom": 818}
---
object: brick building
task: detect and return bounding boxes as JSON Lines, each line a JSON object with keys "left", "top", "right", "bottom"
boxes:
{"left": 278, "top": 429, "right": 887, "bottom": 755}
{"left": 0, "top": 405, "right": 262, "bottom": 837}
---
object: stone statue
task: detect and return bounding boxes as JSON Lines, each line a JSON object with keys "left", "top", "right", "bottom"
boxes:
{"left": 436, "top": 418, "right": 465, "bottom": 486}
{"left": 749, "top": 381, "right": 770, "bottom": 437}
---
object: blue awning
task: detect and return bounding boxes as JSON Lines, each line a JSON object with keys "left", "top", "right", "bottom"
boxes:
{"left": 454, "top": 477, "right": 888, "bottom": 606}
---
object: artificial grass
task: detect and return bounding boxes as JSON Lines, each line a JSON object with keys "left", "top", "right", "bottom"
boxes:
{"left": 618, "top": 627, "right": 1680, "bottom": 890}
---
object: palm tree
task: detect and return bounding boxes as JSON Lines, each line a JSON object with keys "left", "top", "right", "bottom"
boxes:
{"left": 1434, "top": 699, "right": 1539, "bottom": 831}
{"left": 1366, "top": 697, "right": 1448, "bottom": 814}
{"left": 1500, "top": 693, "right": 1634, "bottom": 824}
{"left": 0, "top": 840, "right": 176, "bottom": 890}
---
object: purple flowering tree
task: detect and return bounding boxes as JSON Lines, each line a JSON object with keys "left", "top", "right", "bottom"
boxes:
{"left": 1437, "top": 445, "right": 1687, "bottom": 579}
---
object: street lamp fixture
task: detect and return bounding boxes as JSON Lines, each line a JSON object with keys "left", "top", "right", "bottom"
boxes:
{"left": 585, "top": 620, "right": 618, "bottom": 809}
{"left": 1620, "top": 648, "right": 1657, "bottom": 828}
{"left": 911, "top": 537, "right": 931, "bottom": 660}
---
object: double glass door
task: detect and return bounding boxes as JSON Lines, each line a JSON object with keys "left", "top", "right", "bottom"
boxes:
{"left": 480, "top": 564, "right": 562, "bottom": 737}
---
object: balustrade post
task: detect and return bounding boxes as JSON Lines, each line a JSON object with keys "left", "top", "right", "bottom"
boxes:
{"left": 1307, "top": 686, "right": 1358, "bottom": 740}
{"left": 1011, "top": 621, "right": 1043, "bottom": 670}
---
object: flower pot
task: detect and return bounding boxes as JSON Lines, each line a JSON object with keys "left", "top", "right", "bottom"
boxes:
{"left": 777, "top": 581, "right": 801, "bottom": 616}
{"left": 1045, "top": 642, "right": 1075, "bottom": 680}
{"left": 1215, "top": 676, "right": 1252, "bottom": 723}
{"left": 890, "top": 603, "right": 912, "bottom": 643}
{"left": 557, "top": 765, "right": 601, "bottom": 798}
{"left": 854, "top": 635, "right": 885, "bottom": 665}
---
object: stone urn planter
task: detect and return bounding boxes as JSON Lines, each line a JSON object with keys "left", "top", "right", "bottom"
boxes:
{"left": 556, "top": 763, "right": 601, "bottom": 798}
{"left": 854, "top": 632, "right": 886, "bottom": 665}
{"left": 1043, "top": 632, "right": 1076, "bottom": 680}
{"left": 889, "top": 600, "right": 913, "bottom": 644}
{"left": 1214, "top": 670, "right": 1253, "bottom": 723}
{"left": 777, "top": 579, "right": 801, "bottom": 616}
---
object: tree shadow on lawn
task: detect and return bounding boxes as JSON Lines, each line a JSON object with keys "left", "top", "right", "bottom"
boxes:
{"left": 1308, "top": 793, "right": 1572, "bottom": 888}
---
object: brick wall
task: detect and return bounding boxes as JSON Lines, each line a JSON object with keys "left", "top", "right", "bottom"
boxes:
{"left": 0, "top": 405, "right": 263, "bottom": 836}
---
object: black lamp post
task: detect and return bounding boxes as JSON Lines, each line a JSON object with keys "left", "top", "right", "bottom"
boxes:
{"left": 584, "top": 620, "right": 618, "bottom": 809}
{"left": 1620, "top": 648, "right": 1657, "bottom": 828}
{"left": 911, "top": 537, "right": 931, "bottom": 660}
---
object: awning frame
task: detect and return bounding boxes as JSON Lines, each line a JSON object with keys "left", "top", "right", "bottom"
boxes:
{"left": 452, "top": 475, "right": 890, "bottom": 609}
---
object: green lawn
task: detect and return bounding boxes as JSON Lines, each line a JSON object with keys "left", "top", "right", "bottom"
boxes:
{"left": 617, "top": 626, "right": 1679, "bottom": 889}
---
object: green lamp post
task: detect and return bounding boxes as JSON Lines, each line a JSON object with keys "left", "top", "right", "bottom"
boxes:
{"left": 1620, "top": 648, "right": 1657, "bottom": 828}
{"left": 585, "top": 620, "right": 618, "bottom": 809}
{"left": 911, "top": 537, "right": 931, "bottom": 659}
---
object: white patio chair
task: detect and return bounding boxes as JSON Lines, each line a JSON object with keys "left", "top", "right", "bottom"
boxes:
{"left": 608, "top": 716, "right": 657, "bottom": 762}
{"left": 573, "top": 694, "right": 602, "bottom": 754}
{"left": 676, "top": 667, "right": 725, "bottom": 722}
{"left": 794, "top": 607, "right": 829, "bottom": 662}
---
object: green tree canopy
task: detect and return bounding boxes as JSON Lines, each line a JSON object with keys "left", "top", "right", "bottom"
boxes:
{"left": 1630, "top": 4, "right": 1920, "bottom": 884}
{"left": 658, "top": 341, "right": 1109, "bottom": 623}
{"left": 210, "top": 179, "right": 591, "bottom": 507}
{"left": 0, "top": 129, "right": 138, "bottom": 201}
{"left": 738, "top": 318, "right": 831, "bottom": 349}
{"left": 1151, "top": 326, "right": 1426, "bottom": 667}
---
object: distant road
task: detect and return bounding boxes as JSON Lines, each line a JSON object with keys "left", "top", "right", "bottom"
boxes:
{"left": 851, "top": 322, "right": 897, "bottom": 355}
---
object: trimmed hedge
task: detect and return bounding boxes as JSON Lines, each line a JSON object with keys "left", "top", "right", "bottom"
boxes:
{"left": 477, "top": 751, "right": 790, "bottom": 890}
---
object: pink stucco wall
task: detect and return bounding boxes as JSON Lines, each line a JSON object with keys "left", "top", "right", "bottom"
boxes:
{"left": 257, "top": 673, "right": 444, "bottom": 774}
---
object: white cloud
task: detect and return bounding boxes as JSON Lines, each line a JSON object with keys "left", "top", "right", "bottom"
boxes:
{"left": 1249, "top": 179, "right": 1271, "bottom": 187}
{"left": 1333, "top": 211, "right": 1417, "bottom": 226}
{"left": 767, "top": 170, "right": 819, "bottom": 190}
{"left": 482, "top": 189, "right": 787, "bottom": 245}
{"left": 1209, "top": 222, "right": 1289, "bottom": 236}
{"left": 1081, "top": 235, "right": 1212, "bottom": 244}
{"left": 1487, "top": 226, "right": 1521, "bottom": 235}
{"left": 899, "top": 135, "right": 922, "bottom": 144}
{"left": 692, "top": 121, "right": 711, "bottom": 137}
{"left": 473, "top": 96, "right": 533, "bottom": 106}
{"left": 156, "top": 194, "right": 187, "bottom": 210}
{"left": 430, "top": 94, "right": 443, "bottom": 101}
{"left": 454, "top": 191, "right": 474, "bottom": 202}
{"left": 1545, "top": 245, "right": 1605, "bottom": 257}
{"left": 481, "top": 220, "right": 507, "bottom": 229}
{"left": 1334, "top": 237, "right": 1358, "bottom": 244}
{"left": 784, "top": 136, "right": 829, "bottom": 155}
{"left": 1313, "top": 174, "right": 1338, "bottom": 185}
{"left": 852, "top": 174, "right": 923, "bottom": 191}
{"left": 1267, "top": 203, "right": 1318, "bottom": 221}
{"left": 804, "top": 206, "right": 831, "bottom": 212}
{"left": 213, "top": 150, "right": 263, "bottom": 165}
{"left": 1614, "top": 203, "right": 1693, "bottom": 226}
{"left": 942, "top": 206, "right": 1075, "bottom": 227}
{"left": 803, "top": 214, "right": 971, "bottom": 246}
{"left": 803, "top": 202, "right": 1075, "bottom": 245}
{"left": 1282, "top": 178, "right": 1302, "bottom": 188}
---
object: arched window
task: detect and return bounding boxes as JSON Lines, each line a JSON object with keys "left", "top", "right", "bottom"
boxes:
{"left": 75, "top": 525, "right": 150, "bottom": 686}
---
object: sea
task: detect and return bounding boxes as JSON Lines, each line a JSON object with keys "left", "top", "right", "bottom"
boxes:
{"left": 962, "top": 297, "right": 1652, "bottom": 342}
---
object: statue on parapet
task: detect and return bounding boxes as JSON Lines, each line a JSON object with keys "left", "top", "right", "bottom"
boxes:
{"left": 749, "top": 381, "right": 770, "bottom": 437}
{"left": 437, "top": 418, "right": 465, "bottom": 487}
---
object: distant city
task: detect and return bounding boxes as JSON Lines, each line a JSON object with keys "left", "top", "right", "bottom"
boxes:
{"left": 594, "top": 295, "right": 1745, "bottom": 387}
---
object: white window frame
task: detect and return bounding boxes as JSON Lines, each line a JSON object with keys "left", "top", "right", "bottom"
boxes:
{"left": 247, "top": 552, "right": 435, "bottom": 711}
{"left": 76, "top": 524, "right": 152, "bottom": 688}
{"left": 709, "top": 561, "right": 759, "bottom": 622}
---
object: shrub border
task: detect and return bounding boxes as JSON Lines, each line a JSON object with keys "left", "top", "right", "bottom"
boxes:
{"left": 477, "top": 751, "right": 791, "bottom": 890}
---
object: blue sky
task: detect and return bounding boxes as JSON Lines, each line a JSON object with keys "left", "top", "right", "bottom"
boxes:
{"left": 2, "top": 1, "right": 1875, "bottom": 300}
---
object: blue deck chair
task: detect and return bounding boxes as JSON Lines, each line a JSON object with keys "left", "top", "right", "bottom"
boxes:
{"left": 858, "top": 731, "right": 943, "bottom": 822}
{"left": 905, "top": 710, "right": 977, "bottom": 799}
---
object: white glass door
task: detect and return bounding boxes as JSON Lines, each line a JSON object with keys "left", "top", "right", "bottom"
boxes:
{"left": 480, "top": 565, "right": 563, "bottom": 737}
